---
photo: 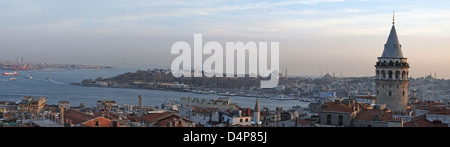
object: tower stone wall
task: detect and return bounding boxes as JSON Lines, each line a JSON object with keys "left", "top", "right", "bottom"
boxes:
{"left": 375, "top": 23, "right": 409, "bottom": 114}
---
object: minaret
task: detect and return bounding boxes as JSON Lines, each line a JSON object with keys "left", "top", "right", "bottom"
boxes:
{"left": 59, "top": 105, "right": 64, "bottom": 126}
{"left": 138, "top": 95, "right": 143, "bottom": 108}
{"left": 285, "top": 68, "right": 288, "bottom": 79}
{"left": 252, "top": 98, "right": 261, "bottom": 125}
{"left": 375, "top": 13, "right": 409, "bottom": 114}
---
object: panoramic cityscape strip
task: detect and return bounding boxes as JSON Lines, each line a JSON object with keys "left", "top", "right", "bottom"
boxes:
{"left": 1, "top": 0, "right": 450, "bottom": 145}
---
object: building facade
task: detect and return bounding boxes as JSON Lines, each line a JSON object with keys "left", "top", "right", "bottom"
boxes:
{"left": 375, "top": 17, "right": 409, "bottom": 114}
{"left": 17, "top": 96, "right": 46, "bottom": 114}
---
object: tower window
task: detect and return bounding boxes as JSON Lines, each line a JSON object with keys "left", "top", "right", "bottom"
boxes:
{"left": 388, "top": 71, "right": 393, "bottom": 79}
{"left": 389, "top": 91, "right": 392, "bottom": 96}
{"left": 403, "top": 91, "right": 405, "bottom": 96}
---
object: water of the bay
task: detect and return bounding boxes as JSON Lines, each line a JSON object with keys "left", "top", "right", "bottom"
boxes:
{"left": 0, "top": 67, "right": 309, "bottom": 110}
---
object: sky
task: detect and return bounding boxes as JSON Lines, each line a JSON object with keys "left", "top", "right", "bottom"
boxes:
{"left": 1, "top": 0, "right": 450, "bottom": 78}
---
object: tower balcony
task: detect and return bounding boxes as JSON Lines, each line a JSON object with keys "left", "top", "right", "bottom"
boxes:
{"left": 375, "top": 62, "right": 409, "bottom": 68}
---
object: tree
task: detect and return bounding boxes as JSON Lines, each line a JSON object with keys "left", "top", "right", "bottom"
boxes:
{"left": 82, "top": 79, "right": 94, "bottom": 85}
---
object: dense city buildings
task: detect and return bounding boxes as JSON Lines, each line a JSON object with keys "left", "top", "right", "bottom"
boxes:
{"left": 1, "top": 18, "right": 450, "bottom": 128}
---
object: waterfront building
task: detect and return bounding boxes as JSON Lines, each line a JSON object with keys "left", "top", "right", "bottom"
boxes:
{"left": 0, "top": 101, "right": 17, "bottom": 114}
{"left": 96, "top": 99, "right": 118, "bottom": 111}
{"left": 375, "top": 15, "right": 410, "bottom": 114}
{"left": 17, "top": 96, "right": 46, "bottom": 114}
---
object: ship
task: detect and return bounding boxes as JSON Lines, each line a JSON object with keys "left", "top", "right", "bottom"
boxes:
{"left": 270, "top": 95, "right": 295, "bottom": 100}
{"left": 2, "top": 71, "right": 18, "bottom": 76}
{"left": 9, "top": 77, "right": 16, "bottom": 81}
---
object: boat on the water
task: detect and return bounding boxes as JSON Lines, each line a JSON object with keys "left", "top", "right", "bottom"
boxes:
{"left": 299, "top": 99, "right": 311, "bottom": 102}
{"left": 270, "top": 95, "right": 295, "bottom": 100}
{"left": 2, "top": 71, "right": 18, "bottom": 76}
{"left": 25, "top": 74, "right": 33, "bottom": 79}
{"left": 9, "top": 77, "right": 16, "bottom": 81}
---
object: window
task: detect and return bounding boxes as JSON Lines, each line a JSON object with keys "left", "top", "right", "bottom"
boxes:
{"left": 326, "top": 114, "right": 331, "bottom": 125}
{"left": 388, "top": 71, "right": 393, "bottom": 79}
{"left": 245, "top": 118, "right": 249, "bottom": 122}
{"left": 389, "top": 91, "right": 392, "bottom": 96}
{"left": 338, "top": 115, "right": 343, "bottom": 126}
{"left": 240, "top": 119, "right": 243, "bottom": 122}
{"left": 95, "top": 120, "right": 99, "bottom": 127}
{"left": 403, "top": 91, "right": 405, "bottom": 96}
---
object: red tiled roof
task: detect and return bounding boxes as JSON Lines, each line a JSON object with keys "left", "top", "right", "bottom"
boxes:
{"left": 93, "top": 111, "right": 119, "bottom": 120}
{"left": 404, "top": 115, "right": 448, "bottom": 127}
{"left": 139, "top": 112, "right": 173, "bottom": 123}
{"left": 64, "top": 110, "right": 96, "bottom": 124}
{"left": 297, "top": 119, "right": 312, "bottom": 125}
{"left": 412, "top": 101, "right": 446, "bottom": 107}
{"left": 320, "top": 102, "right": 353, "bottom": 113}
{"left": 427, "top": 107, "right": 450, "bottom": 115}
{"left": 354, "top": 109, "right": 393, "bottom": 121}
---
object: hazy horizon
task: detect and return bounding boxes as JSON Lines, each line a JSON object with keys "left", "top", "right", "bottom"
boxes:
{"left": 2, "top": 0, "right": 450, "bottom": 78}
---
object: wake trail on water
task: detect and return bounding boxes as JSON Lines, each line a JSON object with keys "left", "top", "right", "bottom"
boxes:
{"left": 30, "top": 78, "right": 66, "bottom": 85}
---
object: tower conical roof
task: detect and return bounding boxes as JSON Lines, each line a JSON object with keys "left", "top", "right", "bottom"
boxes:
{"left": 254, "top": 98, "right": 260, "bottom": 112}
{"left": 381, "top": 25, "right": 404, "bottom": 58}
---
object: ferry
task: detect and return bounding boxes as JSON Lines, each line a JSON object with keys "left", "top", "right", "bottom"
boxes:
{"left": 270, "top": 95, "right": 295, "bottom": 100}
{"left": 2, "top": 71, "right": 18, "bottom": 76}
{"left": 299, "top": 98, "right": 311, "bottom": 102}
